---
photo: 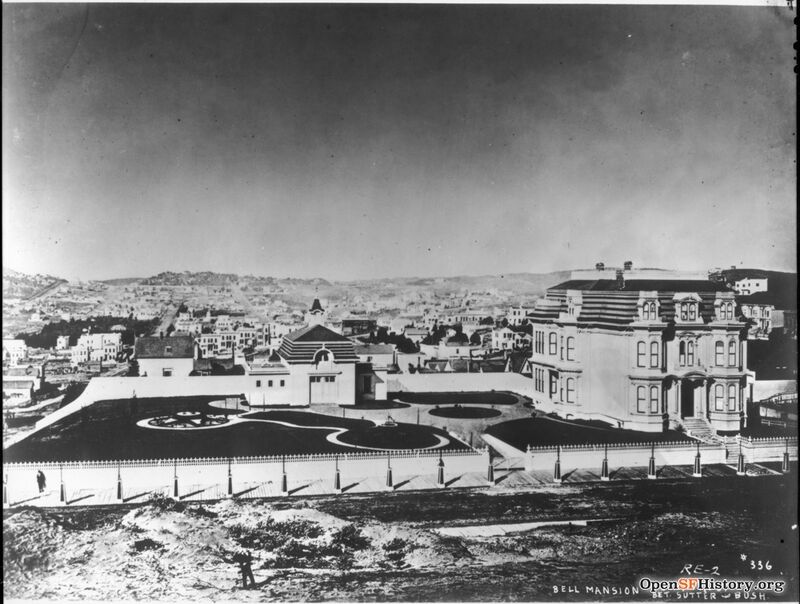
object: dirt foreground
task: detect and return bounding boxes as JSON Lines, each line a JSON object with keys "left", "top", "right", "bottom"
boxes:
{"left": 4, "top": 475, "right": 798, "bottom": 602}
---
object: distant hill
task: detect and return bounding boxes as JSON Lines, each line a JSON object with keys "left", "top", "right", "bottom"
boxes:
{"left": 2, "top": 267, "right": 66, "bottom": 300}
{"left": 140, "top": 271, "right": 241, "bottom": 286}
{"left": 100, "top": 277, "right": 144, "bottom": 286}
{"left": 717, "top": 269, "right": 797, "bottom": 310}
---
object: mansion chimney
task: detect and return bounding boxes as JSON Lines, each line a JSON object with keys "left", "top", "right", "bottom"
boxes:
{"left": 623, "top": 260, "right": 633, "bottom": 271}
{"left": 616, "top": 269, "right": 625, "bottom": 289}
{"left": 595, "top": 262, "right": 605, "bottom": 271}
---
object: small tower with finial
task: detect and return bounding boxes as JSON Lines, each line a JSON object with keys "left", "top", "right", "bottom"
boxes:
{"left": 306, "top": 285, "right": 326, "bottom": 327}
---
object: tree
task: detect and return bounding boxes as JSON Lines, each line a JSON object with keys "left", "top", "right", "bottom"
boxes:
{"left": 470, "top": 332, "right": 483, "bottom": 345}
{"left": 501, "top": 318, "right": 509, "bottom": 328}
{"left": 480, "top": 316, "right": 494, "bottom": 325}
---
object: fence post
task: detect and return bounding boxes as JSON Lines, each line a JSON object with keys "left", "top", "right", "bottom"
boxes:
{"left": 486, "top": 448, "right": 495, "bottom": 485}
{"left": 524, "top": 444, "right": 533, "bottom": 472}
{"left": 334, "top": 455, "right": 341, "bottom": 494}
{"left": 736, "top": 450, "right": 746, "bottom": 476}
{"left": 385, "top": 451, "right": 393, "bottom": 491}
{"left": 553, "top": 446, "right": 562, "bottom": 484}
{"left": 227, "top": 458, "right": 233, "bottom": 498}
{"left": 60, "top": 464, "right": 66, "bottom": 503}
{"left": 783, "top": 438, "right": 790, "bottom": 474}
{"left": 3, "top": 472, "right": 8, "bottom": 508}
{"left": 173, "top": 460, "right": 179, "bottom": 498}
{"left": 647, "top": 443, "right": 656, "bottom": 480}
{"left": 601, "top": 444, "right": 609, "bottom": 481}
{"left": 436, "top": 451, "right": 445, "bottom": 488}
{"left": 281, "top": 455, "right": 288, "bottom": 496}
{"left": 116, "top": 462, "right": 123, "bottom": 502}
{"left": 692, "top": 442, "right": 702, "bottom": 478}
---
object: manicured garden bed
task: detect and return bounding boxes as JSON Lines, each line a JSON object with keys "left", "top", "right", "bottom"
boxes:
{"left": 242, "top": 410, "right": 372, "bottom": 430}
{"left": 428, "top": 406, "right": 501, "bottom": 419}
{"left": 4, "top": 397, "right": 467, "bottom": 462}
{"left": 335, "top": 423, "right": 458, "bottom": 450}
{"left": 390, "top": 391, "right": 522, "bottom": 406}
{"left": 485, "top": 416, "right": 694, "bottom": 449}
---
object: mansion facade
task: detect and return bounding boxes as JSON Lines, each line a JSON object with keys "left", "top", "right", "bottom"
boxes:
{"left": 528, "top": 268, "right": 750, "bottom": 433}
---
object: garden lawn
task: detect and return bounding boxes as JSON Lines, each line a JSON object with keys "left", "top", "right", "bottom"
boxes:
{"left": 390, "top": 391, "right": 522, "bottom": 406}
{"left": 429, "top": 406, "right": 501, "bottom": 419}
{"left": 4, "top": 397, "right": 467, "bottom": 463}
{"left": 485, "top": 416, "right": 694, "bottom": 449}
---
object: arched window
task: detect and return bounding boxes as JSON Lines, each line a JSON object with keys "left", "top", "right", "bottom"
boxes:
{"left": 650, "top": 386, "right": 659, "bottom": 413}
{"left": 566, "top": 337, "right": 575, "bottom": 361}
{"left": 637, "top": 386, "right": 647, "bottom": 413}
{"left": 548, "top": 332, "right": 557, "bottom": 355}
{"left": 715, "top": 341, "right": 724, "bottom": 366}
{"left": 687, "top": 340, "right": 695, "bottom": 366}
{"left": 727, "top": 303, "right": 735, "bottom": 320}
{"left": 566, "top": 378, "right": 576, "bottom": 404}
{"left": 688, "top": 303, "right": 696, "bottom": 321}
{"left": 636, "top": 342, "right": 646, "bottom": 367}
{"left": 642, "top": 303, "right": 650, "bottom": 321}
{"left": 650, "top": 341, "right": 659, "bottom": 368}
{"left": 649, "top": 302, "right": 658, "bottom": 320}
{"left": 728, "top": 340, "right": 737, "bottom": 367}
{"left": 714, "top": 384, "right": 725, "bottom": 411}
{"left": 679, "top": 341, "right": 686, "bottom": 366}
{"left": 728, "top": 384, "right": 737, "bottom": 410}
{"left": 680, "top": 304, "right": 688, "bottom": 321}
{"left": 314, "top": 349, "right": 331, "bottom": 365}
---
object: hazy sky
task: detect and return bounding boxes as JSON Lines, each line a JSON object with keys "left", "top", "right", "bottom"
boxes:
{"left": 2, "top": 3, "right": 796, "bottom": 281}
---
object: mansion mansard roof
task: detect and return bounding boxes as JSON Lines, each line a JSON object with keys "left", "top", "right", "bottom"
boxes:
{"left": 277, "top": 324, "right": 359, "bottom": 364}
{"left": 528, "top": 278, "right": 738, "bottom": 330}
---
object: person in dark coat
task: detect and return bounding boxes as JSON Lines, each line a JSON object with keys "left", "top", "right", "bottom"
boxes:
{"left": 36, "top": 470, "right": 46, "bottom": 493}
{"left": 221, "top": 548, "right": 256, "bottom": 589}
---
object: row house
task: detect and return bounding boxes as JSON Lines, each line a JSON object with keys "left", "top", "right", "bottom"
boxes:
{"left": 528, "top": 267, "right": 750, "bottom": 434}
{"left": 2, "top": 339, "right": 27, "bottom": 366}
{"left": 506, "top": 305, "right": 535, "bottom": 327}
{"left": 70, "top": 333, "right": 122, "bottom": 365}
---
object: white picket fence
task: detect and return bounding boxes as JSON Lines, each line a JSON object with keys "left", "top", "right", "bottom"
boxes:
{"left": 739, "top": 436, "right": 798, "bottom": 463}
{"left": 520, "top": 436, "right": 797, "bottom": 472}
{"left": 2, "top": 448, "right": 488, "bottom": 505}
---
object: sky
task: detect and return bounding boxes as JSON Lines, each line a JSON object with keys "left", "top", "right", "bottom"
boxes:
{"left": 2, "top": 3, "right": 796, "bottom": 281}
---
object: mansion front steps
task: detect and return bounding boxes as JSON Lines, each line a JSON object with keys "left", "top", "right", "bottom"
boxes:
{"left": 680, "top": 417, "right": 717, "bottom": 442}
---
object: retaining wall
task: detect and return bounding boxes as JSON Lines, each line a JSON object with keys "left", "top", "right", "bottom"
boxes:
{"left": 388, "top": 372, "right": 534, "bottom": 396}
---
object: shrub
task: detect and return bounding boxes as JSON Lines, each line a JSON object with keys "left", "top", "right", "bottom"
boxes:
{"left": 228, "top": 518, "right": 322, "bottom": 550}
{"left": 131, "top": 537, "right": 164, "bottom": 554}
{"left": 146, "top": 492, "right": 185, "bottom": 513}
{"left": 329, "top": 524, "right": 369, "bottom": 551}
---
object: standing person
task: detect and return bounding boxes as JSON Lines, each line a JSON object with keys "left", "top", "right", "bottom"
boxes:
{"left": 220, "top": 548, "right": 256, "bottom": 589}
{"left": 232, "top": 549, "right": 256, "bottom": 589}
{"left": 36, "top": 470, "right": 46, "bottom": 493}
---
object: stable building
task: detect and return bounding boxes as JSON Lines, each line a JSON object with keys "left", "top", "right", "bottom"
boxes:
{"left": 245, "top": 324, "right": 358, "bottom": 406}
{"left": 528, "top": 265, "right": 750, "bottom": 434}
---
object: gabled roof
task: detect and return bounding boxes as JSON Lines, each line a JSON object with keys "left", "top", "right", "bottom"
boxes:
{"left": 135, "top": 335, "right": 195, "bottom": 359}
{"left": 278, "top": 324, "right": 358, "bottom": 364}
{"left": 285, "top": 324, "right": 350, "bottom": 343}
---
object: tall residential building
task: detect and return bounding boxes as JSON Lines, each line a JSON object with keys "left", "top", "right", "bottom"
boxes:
{"left": 528, "top": 265, "right": 749, "bottom": 434}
